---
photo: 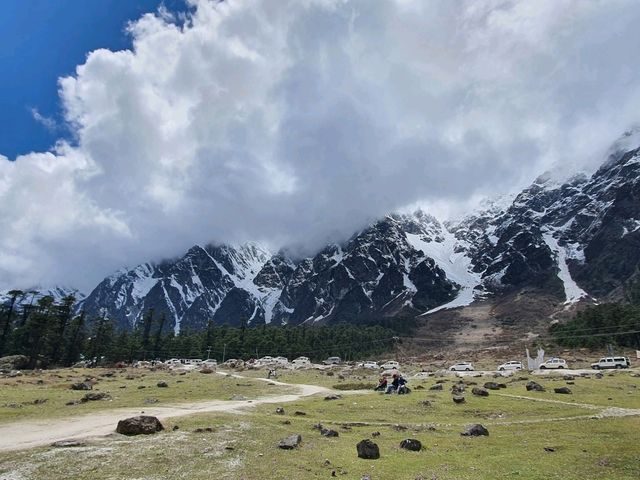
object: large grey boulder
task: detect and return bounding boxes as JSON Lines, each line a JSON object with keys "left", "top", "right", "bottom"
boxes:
{"left": 278, "top": 434, "right": 302, "bottom": 449}
{"left": 399, "top": 439, "right": 422, "bottom": 451}
{"left": 554, "top": 386, "right": 572, "bottom": 394}
{"left": 357, "top": 439, "right": 380, "bottom": 459}
{"left": 472, "top": 387, "right": 489, "bottom": 397}
{"left": 461, "top": 424, "right": 489, "bottom": 437}
{"left": 526, "top": 381, "right": 545, "bottom": 392}
{"left": 0, "top": 355, "right": 29, "bottom": 370}
{"left": 116, "top": 416, "right": 164, "bottom": 435}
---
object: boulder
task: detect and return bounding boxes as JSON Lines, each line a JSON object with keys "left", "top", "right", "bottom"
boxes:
{"left": 275, "top": 407, "right": 285, "bottom": 415}
{"left": 51, "top": 439, "right": 86, "bottom": 448}
{"left": 429, "top": 384, "right": 443, "bottom": 391}
{"left": 472, "top": 387, "right": 489, "bottom": 397}
{"left": 116, "top": 416, "right": 164, "bottom": 435}
{"left": 483, "top": 382, "right": 501, "bottom": 390}
{"left": 526, "top": 381, "right": 545, "bottom": 392}
{"left": 157, "top": 381, "right": 169, "bottom": 388}
{"left": 461, "top": 424, "right": 489, "bottom": 437}
{"left": 554, "top": 387, "right": 572, "bottom": 394}
{"left": 81, "top": 392, "right": 111, "bottom": 402}
{"left": 324, "top": 394, "right": 342, "bottom": 401}
{"left": 451, "top": 384, "right": 465, "bottom": 395}
{"left": 452, "top": 395, "right": 466, "bottom": 404}
{"left": 321, "top": 428, "right": 339, "bottom": 437}
{"left": 399, "top": 439, "right": 422, "bottom": 451}
{"left": 70, "top": 382, "right": 92, "bottom": 391}
{"left": 278, "top": 434, "right": 302, "bottom": 449}
{"left": 356, "top": 439, "right": 380, "bottom": 459}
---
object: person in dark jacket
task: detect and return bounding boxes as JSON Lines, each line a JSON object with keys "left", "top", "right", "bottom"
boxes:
{"left": 386, "top": 374, "right": 399, "bottom": 394}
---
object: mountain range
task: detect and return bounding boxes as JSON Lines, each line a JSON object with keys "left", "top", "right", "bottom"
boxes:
{"left": 4, "top": 132, "right": 640, "bottom": 333}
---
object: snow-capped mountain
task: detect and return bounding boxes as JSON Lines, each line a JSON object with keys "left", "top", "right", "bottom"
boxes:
{"left": 0, "top": 286, "right": 84, "bottom": 308}
{"left": 47, "top": 132, "right": 640, "bottom": 331}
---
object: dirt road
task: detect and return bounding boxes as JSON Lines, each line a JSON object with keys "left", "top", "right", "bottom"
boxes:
{"left": 0, "top": 374, "right": 330, "bottom": 453}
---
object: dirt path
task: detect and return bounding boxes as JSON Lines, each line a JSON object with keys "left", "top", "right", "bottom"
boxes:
{"left": 0, "top": 373, "right": 331, "bottom": 453}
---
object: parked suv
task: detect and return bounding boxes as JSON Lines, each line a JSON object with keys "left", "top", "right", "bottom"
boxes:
{"left": 449, "top": 361, "right": 474, "bottom": 371}
{"left": 591, "top": 357, "right": 630, "bottom": 369}
{"left": 497, "top": 361, "right": 523, "bottom": 371}
{"left": 323, "top": 356, "right": 342, "bottom": 365}
{"left": 539, "top": 358, "right": 567, "bottom": 369}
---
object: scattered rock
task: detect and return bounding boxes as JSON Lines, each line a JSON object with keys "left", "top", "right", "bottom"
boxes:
{"left": 419, "top": 400, "right": 432, "bottom": 407}
{"left": 544, "top": 447, "right": 556, "bottom": 452}
{"left": 392, "top": 424, "right": 408, "bottom": 431}
{"left": 200, "top": 368, "right": 214, "bottom": 374}
{"left": 275, "top": 407, "right": 285, "bottom": 415}
{"left": 472, "top": 387, "right": 489, "bottom": 397}
{"left": 51, "top": 439, "right": 86, "bottom": 448}
{"left": 554, "top": 387, "right": 572, "bottom": 394}
{"left": 526, "top": 381, "right": 545, "bottom": 392}
{"left": 566, "top": 381, "right": 575, "bottom": 385}
{"left": 172, "top": 425, "right": 180, "bottom": 431}
{"left": 483, "top": 382, "right": 501, "bottom": 390}
{"left": 137, "top": 386, "right": 146, "bottom": 389}
{"left": 3, "top": 402, "right": 22, "bottom": 408}
{"left": 371, "top": 431, "right": 380, "bottom": 437}
{"left": 294, "top": 411, "right": 307, "bottom": 416}
{"left": 451, "top": 384, "right": 465, "bottom": 395}
{"left": 230, "top": 395, "right": 247, "bottom": 401}
{"left": 65, "top": 400, "right": 80, "bottom": 406}
{"left": 452, "top": 395, "right": 466, "bottom": 404}
{"left": 324, "top": 394, "right": 342, "bottom": 401}
{"left": 414, "top": 385, "right": 424, "bottom": 390}
{"left": 281, "top": 420, "right": 291, "bottom": 425}
{"left": 563, "top": 375, "right": 574, "bottom": 381}
{"left": 157, "top": 381, "right": 168, "bottom": 388}
{"left": 595, "top": 373, "right": 603, "bottom": 379}
{"left": 597, "top": 457, "right": 610, "bottom": 467}
{"left": 429, "top": 384, "right": 443, "bottom": 391}
{"left": 461, "top": 424, "right": 489, "bottom": 437}
{"left": 356, "top": 439, "right": 380, "bottom": 459}
{"left": 144, "top": 398, "right": 159, "bottom": 404}
{"left": 399, "top": 439, "right": 422, "bottom": 451}
{"left": 70, "top": 382, "right": 92, "bottom": 391}
{"left": 116, "top": 415, "right": 164, "bottom": 435}
{"left": 81, "top": 392, "right": 111, "bottom": 402}
{"left": 321, "top": 428, "right": 339, "bottom": 437}
{"left": 278, "top": 434, "right": 302, "bottom": 449}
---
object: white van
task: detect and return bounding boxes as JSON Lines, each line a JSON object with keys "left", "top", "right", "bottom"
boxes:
{"left": 292, "top": 356, "right": 311, "bottom": 367}
{"left": 591, "top": 357, "right": 630, "bottom": 369}
{"left": 380, "top": 360, "right": 400, "bottom": 370}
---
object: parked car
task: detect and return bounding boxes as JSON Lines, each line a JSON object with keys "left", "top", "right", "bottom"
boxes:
{"left": 274, "top": 356, "right": 289, "bottom": 366}
{"left": 202, "top": 359, "right": 217, "bottom": 367}
{"left": 222, "top": 358, "right": 243, "bottom": 367}
{"left": 591, "top": 356, "right": 630, "bottom": 369}
{"left": 380, "top": 360, "right": 400, "bottom": 370}
{"left": 539, "top": 358, "right": 567, "bottom": 369}
{"left": 358, "top": 360, "right": 379, "bottom": 369}
{"left": 449, "top": 362, "right": 474, "bottom": 371}
{"left": 323, "top": 356, "right": 342, "bottom": 365}
{"left": 292, "top": 356, "right": 311, "bottom": 367}
{"left": 256, "top": 356, "right": 276, "bottom": 366}
{"left": 497, "top": 361, "right": 523, "bottom": 371}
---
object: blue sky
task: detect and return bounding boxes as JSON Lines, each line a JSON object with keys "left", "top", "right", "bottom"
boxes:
{"left": 0, "top": 0, "right": 186, "bottom": 159}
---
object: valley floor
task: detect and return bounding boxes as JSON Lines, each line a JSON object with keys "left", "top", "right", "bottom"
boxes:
{"left": 1, "top": 366, "right": 640, "bottom": 479}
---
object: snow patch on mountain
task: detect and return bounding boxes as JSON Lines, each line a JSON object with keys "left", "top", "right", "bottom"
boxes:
{"left": 406, "top": 225, "right": 482, "bottom": 315}
{"left": 542, "top": 232, "right": 588, "bottom": 304}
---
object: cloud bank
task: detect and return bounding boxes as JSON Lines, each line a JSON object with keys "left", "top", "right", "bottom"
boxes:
{"left": 2, "top": 0, "right": 640, "bottom": 291}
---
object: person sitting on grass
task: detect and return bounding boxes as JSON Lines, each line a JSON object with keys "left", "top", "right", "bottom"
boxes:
{"left": 385, "top": 374, "right": 400, "bottom": 394}
{"left": 374, "top": 377, "right": 387, "bottom": 391}
{"left": 397, "top": 374, "right": 409, "bottom": 394}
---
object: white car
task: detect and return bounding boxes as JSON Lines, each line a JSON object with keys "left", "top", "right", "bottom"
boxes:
{"left": 202, "top": 359, "right": 217, "bottom": 367}
{"left": 323, "top": 356, "right": 342, "bottom": 365}
{"left": 358, "top": 360, "right": 379, "bottom": 369}
{"left": 380, "top": 360, "right": 400, "bottom": 370}
{"left": 449, "top": 362, "right": 474, "bottom": 372}
{"left": 591, "top": 356, "right": 630, "bottom": 369}
{"left": 292, "top": 356, "right": 311, "bottom": 367}
{"left": 274, "top": 356, "right": 289, "bottom": 366}
{"left": 497, "top": 361, "right": 523, "bottom": 371}
{"left": 539, "top": 358, "right": 567, "bottom": 369}
{"left": 256, "top": 356, "right": 276, "bottom": 366}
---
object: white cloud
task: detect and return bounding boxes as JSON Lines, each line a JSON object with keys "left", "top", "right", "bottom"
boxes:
{"left": 2, "top": 0, "right": 640, "bottom": 291}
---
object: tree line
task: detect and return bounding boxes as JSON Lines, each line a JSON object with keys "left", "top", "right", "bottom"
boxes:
{"left": 0, "top": 291, "right": 399, "bottom": 368}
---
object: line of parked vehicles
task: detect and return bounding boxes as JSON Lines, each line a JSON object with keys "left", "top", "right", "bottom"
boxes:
{"left": 448, "top": 355, "right": 632, "bottom": 372}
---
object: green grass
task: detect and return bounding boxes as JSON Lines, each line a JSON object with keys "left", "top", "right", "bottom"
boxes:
{"left": 0, "top": 367, "right": 293, "bottom": 423}
{"left": 1, "top": 369, "right": 639, "bottom": 479}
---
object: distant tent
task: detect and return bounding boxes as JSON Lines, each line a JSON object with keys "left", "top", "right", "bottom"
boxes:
{"left": 636, "top": 350, "right": 640, "bottom": 359}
